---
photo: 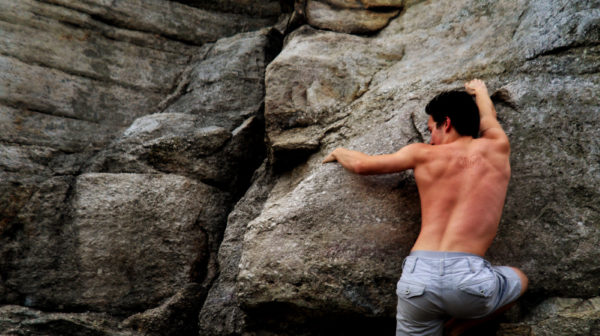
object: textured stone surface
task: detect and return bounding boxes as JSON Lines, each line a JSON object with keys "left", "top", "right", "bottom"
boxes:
{"left": 198, "top": 163, "right": 277, "bottom": 335}
{"left": 306, "top": 0, "right": 399, "bottom": 34}
{"left": 497, "top": 297, "right": 600, "bottom": 336}
{"left": 173, "top": 0, "right": 283, "bottom": 17}
{"left": 0, "top": 1, "right": 278, "bottom": 331}
{"left": 236, "top": 0, "right": 600, "bottom": 333}
{"left": 162, "top": 28, "right": 282, "bottom": 132}
{"left": 122, "top": 283, "right": 206, "bottom": 336}
{"left": 1, "top": 173, "right": 228, "bottom": 314}
{"left": 0, "top": 305, "right": 138, "bottom": 336}
{"left": 1, "top": 0, "right": 599, "bottom": 335}
{"left": 265, "top": 25, "right": 403, "bottom": 166}
{"left": 36, "top": 0, "right": 274, "bottom": 45}
{"left": 322, "top": 0, "right": 404, "bottom": 9}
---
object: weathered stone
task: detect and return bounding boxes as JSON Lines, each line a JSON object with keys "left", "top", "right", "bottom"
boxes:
{"left": 87, "top": 113, "right": 265, "bottom": 194}
{"left": 497, "top": 297, "right": 600, "bottom": 336}
{"left": 265, "top": 25, "right": 403, "bottom": 166}
{"left": 236, "top": 0, "right": 600, "bottom": 333}
{"left": 322, "top": 0, "right": 404, "bottom": 9}
{"left": 199, "top": 163, "right": 277, "bottom": 335}
{"left": 1, "top": 0, "right": 599, "bottom": 335}
{"left": 35, "top": 0, "right": 274, "bottom": 45}
{"left": 0, "top": 0, "right": 279, "bottom": 327}
{"left": 163, "top": 28, "right": 282, "bottom": 130}
{"left": 122, "top": 283, "right": 206, "bottom": 336}
{"left": 172, "top": 0, "right": 283, "bottom": 18}
{"left": 0, "top": 105, "right": 116, "bottom": 153}
{"left": 238, "top": 119, "right": 421, "bottom": 319}
{"left": 0, "top": 305, "right": 138, "bottom": 336}
{"left": 306, "top": 0, "right": 399, "bottom": 34}
{"left": 361, "top": 0, "right": 404, "bottom": 7}
{"left": 89, "top": 28, "right": 278, "bottom": 194}
{"left": 0, "top": 173, "right": 229, "bottom": 315}
{"left": 0, "top": 176, "right": 75, "bottom": 305}
{"left": 0, "top": 54, "right": 161, "bottom": 127}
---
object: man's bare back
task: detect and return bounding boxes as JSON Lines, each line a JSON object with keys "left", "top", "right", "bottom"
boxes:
{"left": 411, "top": 135, "right": 511, "bottom": 256}
{"left": 323, "top": 79, "right": 527, "bottom": 335}
{"left": 323, "top": 79, "right": 512, "bottom": 257}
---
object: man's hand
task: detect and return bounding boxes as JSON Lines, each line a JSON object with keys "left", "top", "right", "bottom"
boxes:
{"left": 322, "top": 149, "right": 338, "bottom": 163}
{"left": 465, "top": 79, "right": 489, "bottom": 96}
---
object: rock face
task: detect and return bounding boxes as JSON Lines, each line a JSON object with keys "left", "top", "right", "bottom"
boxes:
{"left": 0, "top": 0, "right": 280, "bottom": 335}
{"left": 236, "top": 0, "right": 600, "bottom": 333}
{"left": 1, "top": 0, "right": 600, "bottom": 335}
{"left": 265, "top": 25, "right": 403, "bottom": 167}
{"left": 305, "top": 0, "right": 400, "bottom": 34}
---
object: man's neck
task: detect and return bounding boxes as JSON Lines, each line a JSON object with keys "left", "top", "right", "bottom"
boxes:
{"left": 440, "top": 133, "right": 472, "bottom": 145}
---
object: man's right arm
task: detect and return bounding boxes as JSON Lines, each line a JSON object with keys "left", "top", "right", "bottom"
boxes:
{"left": 465, "top": 79, "right": 509, "bottom": 146}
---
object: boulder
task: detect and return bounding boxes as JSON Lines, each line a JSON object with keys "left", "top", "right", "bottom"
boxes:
{"left": 0, "top": 305, "right": 138, "bottom": 336}
{"left": 34, "top": 0, "right": 274, "bottom": 45}
{"left": 86, "top": 113, "right": 263, "bottom": 193}
{"left": 173, "top": 0, "right": 283, "bottom": 18}
{"left": 235, "top": 0, "right": 600, "bottom": 333}
{"left": 1, "top": 0, "right": 599, "bottom": 334}
{"left": 306, "top": 0, "right": 399, "bottom": 34}
{"left": 1, "top": 173, "right": 228, "bottom": 315}
{"left": 162, "top": 28, "right": 282, "bottom": 131}
{"left": 497, "top": 297, "right": 600, "bottom": 336}
{"left": 0, "top": 0, "right": 280, "bottom": 328}
{"left": 264, "top": 25, "right": 403, "bottom": 167}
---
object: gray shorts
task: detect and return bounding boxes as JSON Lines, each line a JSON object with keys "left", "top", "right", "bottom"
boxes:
{"left": 396, "top": 250, "right": 522, "bottom": 336}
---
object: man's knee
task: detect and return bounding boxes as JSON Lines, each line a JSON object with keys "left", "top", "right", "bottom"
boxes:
{"left": 509, "top": 267, "right": 528, "bottom": 295}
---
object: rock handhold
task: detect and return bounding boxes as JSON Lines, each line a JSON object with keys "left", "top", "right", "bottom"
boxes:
{"left": 306, "top": 0, "right": 400, "bottom": 34}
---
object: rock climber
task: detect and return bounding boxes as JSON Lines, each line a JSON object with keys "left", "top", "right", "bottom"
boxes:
{"left": 323, "top": 79, "right": 528, "bottom": 335}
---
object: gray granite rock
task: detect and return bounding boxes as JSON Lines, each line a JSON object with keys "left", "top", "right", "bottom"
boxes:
{"left": 236, "top": 0, "right": 600, "bottom": 333}
{"left": 173, "top": 0, "right": 283, "bottom": 18}
{"left": 198, "top": 163, "right": 277, "bottom": 335}
{"left": 162, "top": 28, "right": 282, "bottom": 129}
{"left": 265, "top": 24, "right": 403, "bottom": 167}
{"left": 0, "top": 305, "right": 139, "bottom": 336}
{"left": 1, "top": 0, "right": 599, "bottom": 335}
{"left": 306, "top": 0, "right": 399, "bottom": 34}
{"left": 0, "top": 1, "right": 278, "bottom": 329}
{"left": 1, "top": 173, "right": 228, "bottom": 315}
{"left": 497, "top": 297, "right": 600, "bottom": 336}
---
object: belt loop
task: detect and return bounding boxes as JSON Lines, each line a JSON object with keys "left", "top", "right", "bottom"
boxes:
{"left": 467, "top": 258, "right": 475, "bottom": 273}
{"left": 440, "top": 257, "right": 445, "bottom": 276}
{"left": 403, "top": 257, "right": 417, "bottom": 273}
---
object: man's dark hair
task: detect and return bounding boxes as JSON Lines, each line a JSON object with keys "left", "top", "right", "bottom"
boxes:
{"left": 425, "top": 90, "right": 480, "bottom": 138}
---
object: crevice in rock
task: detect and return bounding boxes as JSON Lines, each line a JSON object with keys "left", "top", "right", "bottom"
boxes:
{"left": 157, "top": 44, "right": 215, "bottom": 113}
{"left": 491, "top": 88, "right": 519, "bottom": 111}
{"left": 509, "top": 7, "right": 529, "bottom": 41}
{"left": 409, "top": 110, "right": 425, "bottom": 143}
{"left": 86, "top": 13, "right": 204, "bottom": 48}
{"left": 36, "top": 0, "right": 205, "bottom": 47}
{"left": 526, "top": 42, "right": 600, "bottom": 61}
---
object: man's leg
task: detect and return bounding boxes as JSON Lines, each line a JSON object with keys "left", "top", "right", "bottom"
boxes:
{"left": 444, "top": 266, "right": 528, "bottom": 336}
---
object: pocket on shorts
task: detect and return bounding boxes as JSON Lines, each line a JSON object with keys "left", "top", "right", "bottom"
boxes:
{"left": 396, "top": 279, "right": 426, "bottom": 299}
{"left": 458, "top": 276, "right": 496, "bottom": 298}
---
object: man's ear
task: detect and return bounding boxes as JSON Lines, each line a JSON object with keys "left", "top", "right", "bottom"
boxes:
{"left": 444, "top": 116, "right": 452, "bottom": 133}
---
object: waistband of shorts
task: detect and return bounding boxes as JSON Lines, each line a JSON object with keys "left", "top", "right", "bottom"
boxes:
{"left": 409, "top": 250, "right": 483, "bottom": 259}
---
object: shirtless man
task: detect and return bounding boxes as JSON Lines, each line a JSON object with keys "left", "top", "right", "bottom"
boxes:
{"left": 323, "top": 79, "right": 528, "bottom": 335}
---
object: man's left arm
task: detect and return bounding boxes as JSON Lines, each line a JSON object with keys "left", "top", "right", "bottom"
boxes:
{"left": 322, "top": 143, "right": 426, "bottom": 175}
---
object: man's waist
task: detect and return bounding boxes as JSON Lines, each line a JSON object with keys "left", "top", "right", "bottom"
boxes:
{"left": 409, "top": 250, "right": 482, "bottom": 259}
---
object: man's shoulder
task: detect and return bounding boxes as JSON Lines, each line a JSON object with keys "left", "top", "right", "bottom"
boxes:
{"left": 473, "top": 134, "right": 511, "bottom": 154}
